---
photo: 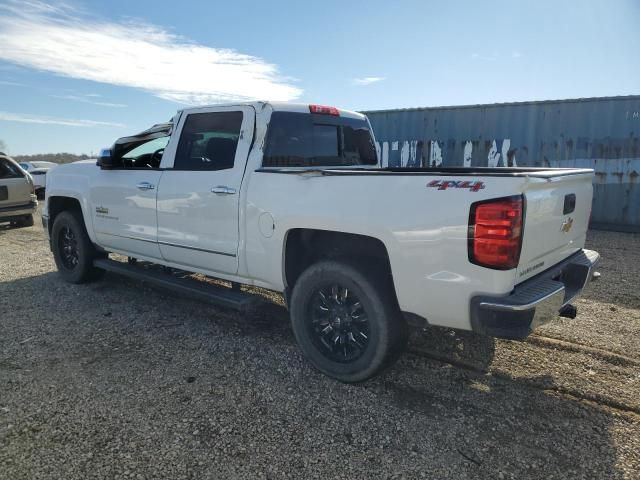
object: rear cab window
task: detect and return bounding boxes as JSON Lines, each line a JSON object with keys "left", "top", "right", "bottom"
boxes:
{"left": 262, "top": 111, "right": 377, "bottom": 168}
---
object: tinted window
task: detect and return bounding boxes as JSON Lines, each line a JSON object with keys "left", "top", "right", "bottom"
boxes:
{"left": 174, "top": 112, "right": 243, "bottom": 171}
{"left": 263, "top": 112, "right": 377, "bottom": 167}
{"left": 0, "top": 158, "right": 24, "bottom": 179}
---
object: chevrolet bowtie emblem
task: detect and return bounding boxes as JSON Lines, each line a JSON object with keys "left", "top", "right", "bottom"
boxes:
{"left": 561, "top": 217, "right": 574, "bottom": 233}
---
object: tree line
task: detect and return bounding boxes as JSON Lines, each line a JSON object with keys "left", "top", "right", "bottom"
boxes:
{"left": 9, "top": 153, "right": 91, "bottom": 164}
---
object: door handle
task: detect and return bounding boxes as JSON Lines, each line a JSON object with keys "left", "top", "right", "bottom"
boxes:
{"left": 136, "top": 182, "right": 155, "bottom": 190}
{"left": 211, "top": 186, "right": 236, "bottom": 195}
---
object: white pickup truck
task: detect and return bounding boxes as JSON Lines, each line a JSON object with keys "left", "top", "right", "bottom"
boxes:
{"left": 43, "top": 102, "right": 600, "bottom": 382}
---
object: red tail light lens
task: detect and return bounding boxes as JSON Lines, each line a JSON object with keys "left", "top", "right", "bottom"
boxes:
{"left": 468, "top": 195, "right": 523, "bottom": 270}
{"left": 309, "top": 104, "right": 339, "bottom": 116}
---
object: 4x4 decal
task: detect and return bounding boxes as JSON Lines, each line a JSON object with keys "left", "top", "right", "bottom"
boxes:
{"left": 427, "top": 179, "right": 485, "bottom": 192}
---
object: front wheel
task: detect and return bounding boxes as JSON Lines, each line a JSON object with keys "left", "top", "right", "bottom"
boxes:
{"left": 290, "top": 260, "right": 407, "bottom": 383}
{"left": 51, "top": 211, "right": 105, "bottom": 284}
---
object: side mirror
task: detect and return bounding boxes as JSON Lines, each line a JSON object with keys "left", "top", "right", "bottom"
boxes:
{"left": 97, "top": 148, "right": 114, "bottom": 169}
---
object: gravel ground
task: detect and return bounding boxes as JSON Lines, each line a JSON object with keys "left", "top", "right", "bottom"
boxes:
{"left": 1, "top": 211, "right": 639, "bottom": 479}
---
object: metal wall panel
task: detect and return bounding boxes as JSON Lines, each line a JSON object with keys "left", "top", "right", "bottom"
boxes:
{"left": 364, "top": 96, "right": 640, "bottom": 230}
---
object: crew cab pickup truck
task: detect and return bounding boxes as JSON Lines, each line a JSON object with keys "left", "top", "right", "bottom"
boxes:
{"left": 43, "top": 102, "right": 600, "bottom": 382}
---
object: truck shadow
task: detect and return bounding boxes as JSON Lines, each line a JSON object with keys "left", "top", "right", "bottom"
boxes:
{"left": 0, "top": 271, "right": 629, "bottom": 479}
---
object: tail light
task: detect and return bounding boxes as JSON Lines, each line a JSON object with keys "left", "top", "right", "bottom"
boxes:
{"left": 468, "top": 195, "right": 524, "bottom": 270}
{"left": 309, "top": 104, "right": 339, "bottom": 116}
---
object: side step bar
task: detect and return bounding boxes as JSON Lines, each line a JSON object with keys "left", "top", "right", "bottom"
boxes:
{"left": 93, "top": 258, "right": 262, "bottom": 311}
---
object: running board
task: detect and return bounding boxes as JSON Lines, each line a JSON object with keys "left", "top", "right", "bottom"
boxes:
{"left": 93, "top": 258, "right": 262, "bottom": 311}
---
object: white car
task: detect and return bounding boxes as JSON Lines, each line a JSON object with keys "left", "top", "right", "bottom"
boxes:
{"left": 42, "top": 102, "right": 600, "bottom": 382}
{"left": 0, "top": 154, "right": 37, "bottom": 227}
{"left": 19, "top": 161, "right": 58, "bottom": 196}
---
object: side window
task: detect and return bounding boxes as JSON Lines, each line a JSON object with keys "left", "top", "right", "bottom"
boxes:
{"left": 174, "top": 111, "right": 243, "bottom": 171}
{"left": 119, "top": 136, "right": 169, "bottom": 168}
{"left": 120, "top": 136, "right": 169, "bottom": 169}
{"left": 0, "top": 158, "right": 24, "bottom": 179}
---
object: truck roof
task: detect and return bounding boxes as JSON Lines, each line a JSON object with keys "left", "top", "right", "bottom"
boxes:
{"left": 178, "top": 101, "right": 366, "bottom": 120}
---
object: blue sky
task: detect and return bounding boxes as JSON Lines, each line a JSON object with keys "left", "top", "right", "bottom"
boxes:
{"left": 0, "top": 0, "right": 638, "bottom": 155}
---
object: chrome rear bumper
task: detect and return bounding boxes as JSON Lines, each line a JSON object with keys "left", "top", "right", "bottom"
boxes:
{"left": 470, "top": 249, "right": 600, "bottom": 339}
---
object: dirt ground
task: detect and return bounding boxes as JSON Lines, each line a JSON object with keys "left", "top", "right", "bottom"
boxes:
{"left": 1, "top": 209, "right": 639, "bottom": 479}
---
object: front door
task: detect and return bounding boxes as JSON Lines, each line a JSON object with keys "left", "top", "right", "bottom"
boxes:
{"left": 156, "top": 106, "right": 255, "bottom": 275}
{"left": 90, "top": 136, "right": 169, "bottom": 259}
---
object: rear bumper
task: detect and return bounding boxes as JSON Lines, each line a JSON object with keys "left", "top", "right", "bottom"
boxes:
{"left": 470, "top": 249, "right": 600, "bottom": 339}
{"left": 0, "top": 199, "right": 38, "bottom": 220}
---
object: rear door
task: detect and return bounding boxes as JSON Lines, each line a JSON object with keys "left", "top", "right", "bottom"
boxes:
{"left": 156, "top": 106, "right": 255, "bottom": 275}
{"left": 0, "top": 157, "right": 32, "bottom": 209}
{"left": 517, "top": 172, "right": 594, "bottom": 282}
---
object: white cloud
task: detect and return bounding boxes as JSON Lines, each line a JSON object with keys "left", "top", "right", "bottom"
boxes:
{"left": 51, "top": 94, "right": 127, "bottom": 108}
{"left": 352, "top": 77, "right": 385, "bottom": 86}
{"left": 0, "top": 111, "right": 125, "bottom": 128}
{"left": 0, "top": 1, "right": 302, "bottom": 105}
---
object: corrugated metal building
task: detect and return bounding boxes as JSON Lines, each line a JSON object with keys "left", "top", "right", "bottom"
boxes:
{"left": 363, "top": 95, "right": 640, "bottom": 231}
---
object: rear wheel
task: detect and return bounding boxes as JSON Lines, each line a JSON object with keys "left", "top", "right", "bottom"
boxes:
{"left": 51, "top": 211, "right": 105, "bottom": 283}
{"left": 290, "top": 260, "right": 407, "bottom": 383}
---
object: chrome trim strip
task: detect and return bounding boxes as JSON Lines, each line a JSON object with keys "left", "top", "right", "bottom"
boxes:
{"left": 97, "top": 232, "right": 236, "bottom": 257}
{"left": 158, "top": 240, "right": 236, "bottom": 257}
{"left": 99, "top": 231, "right": 156, "bottom": 244}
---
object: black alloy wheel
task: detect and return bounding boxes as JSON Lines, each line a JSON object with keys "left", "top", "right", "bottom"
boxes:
{"left": 51, "top": 210, "right": 105, "bottom": 284}
{"left": 290, "top": 260, "right": 408, "bottom": 383}
{"left": 307, "top": 284, "right": 371, "bottom": 363}
{"left": 59, "top": 225, "right": 79, "bottom": 270}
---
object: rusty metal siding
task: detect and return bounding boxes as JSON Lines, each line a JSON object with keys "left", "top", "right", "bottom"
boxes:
{"left": 363, "top": 96, "right": 640, "bottom": 231}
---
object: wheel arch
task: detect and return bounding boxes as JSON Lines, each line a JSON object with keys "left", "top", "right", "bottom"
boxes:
{"left": 282, "top": 228, "right": 398, "bottom": 306}
{"left": 47, "top": 196, "right": 96, "bottom": 244}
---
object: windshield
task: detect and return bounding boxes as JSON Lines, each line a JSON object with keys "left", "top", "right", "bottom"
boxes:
{"left": 263, "top": 112, "right": 377, "bottom": 167}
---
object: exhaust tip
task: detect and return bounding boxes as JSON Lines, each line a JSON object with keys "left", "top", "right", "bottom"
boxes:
{"left": 559, "top": 304, "right": 578, "bottom": 319}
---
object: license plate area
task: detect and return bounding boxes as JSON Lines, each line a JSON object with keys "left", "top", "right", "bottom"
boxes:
{"left": 0, "top": 186, "right": 7, "bottom": 201}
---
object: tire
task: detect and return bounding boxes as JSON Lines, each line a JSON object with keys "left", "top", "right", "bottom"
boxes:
{"left": 290, "top": 260, "right": 408, "bottom": 383}
{"left": 51, "top": 210, "right": 105, "bottom": 283}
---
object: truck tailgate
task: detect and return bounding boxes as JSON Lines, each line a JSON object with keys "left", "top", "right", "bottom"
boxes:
{"left": 517, "top": 171, "right": 594, "bottom": 283}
